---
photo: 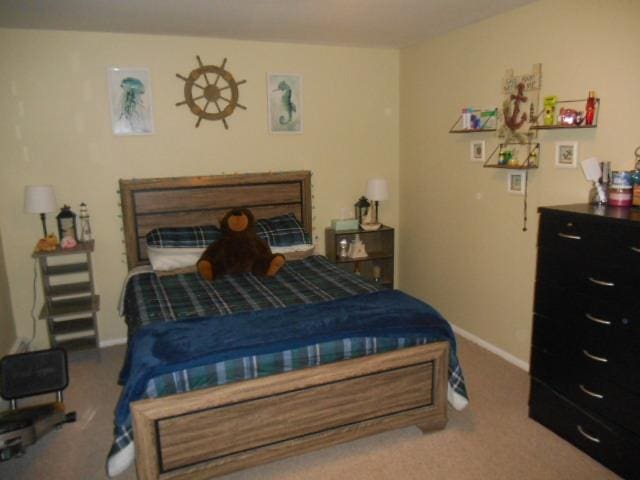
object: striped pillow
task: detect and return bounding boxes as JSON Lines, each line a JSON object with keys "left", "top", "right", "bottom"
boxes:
{"left": 146, "top": 225, "right": 221, "bottom": 249}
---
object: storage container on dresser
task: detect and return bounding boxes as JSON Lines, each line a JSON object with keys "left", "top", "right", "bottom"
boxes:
{"left": 529, "top": 204, "right": 640, "bottom": 479}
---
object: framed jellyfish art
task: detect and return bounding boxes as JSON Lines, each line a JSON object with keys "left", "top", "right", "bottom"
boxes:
{"left": 107, "top": 67, "right": 155, "bottom": 135}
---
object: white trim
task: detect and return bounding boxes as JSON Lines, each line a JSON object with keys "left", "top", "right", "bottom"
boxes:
{"left": 452, "top": 323, "right": 529, "bottom": 372}
{"left": 99, "top": 337, "right": 127, "bottom": 348}
{"left": 9, "top": 337, "right": 29, "bottom": 354}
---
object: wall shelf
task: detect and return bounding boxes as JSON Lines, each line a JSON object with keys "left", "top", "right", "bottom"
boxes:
{"left": 449, "top": 108, "right": 498, "bottom": 133}
{"left": 483, "top": 143, "right": 540, "bottom": 170}
{"left": 531, "top": 97, "right": 600, "bottom": 130}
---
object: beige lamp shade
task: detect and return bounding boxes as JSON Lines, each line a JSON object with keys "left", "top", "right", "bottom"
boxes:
{"left": 366, "top": 178, "right": 389, "bottom": 201}
{"left": 24, "top": 185, "right": 58, "bottom": 237}
{"left": 365, "top": 178, "right": 388, "bottom": 227}
{"left": 24, "top": 185, "right": 57, "bottom": 214}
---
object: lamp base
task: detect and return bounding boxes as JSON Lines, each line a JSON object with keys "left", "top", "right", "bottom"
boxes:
{"left": 360, "top": 222, "right": 382, "bottom": 231}
{"left": 39, "top": 213, "right": 48, "bottom": 237}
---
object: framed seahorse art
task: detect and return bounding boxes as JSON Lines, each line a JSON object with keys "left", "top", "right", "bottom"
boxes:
{"left": 267, "top": 73, "right": 303, "bottom": 134}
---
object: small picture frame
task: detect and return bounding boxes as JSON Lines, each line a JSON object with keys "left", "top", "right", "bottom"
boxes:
{"left": 555, "top": 141, "right": 578, "bottom": 168}
{"left": 470, "top": 140, "right": 485, "bottom": 162}
{"left": 107, "top": 67, "right": 154, "bottom": 135}
{"left": 267, "top": 73, "right": 303, "bottom": 134}
{"left": 507, "top": 171, "right": 526, "bottom": 195}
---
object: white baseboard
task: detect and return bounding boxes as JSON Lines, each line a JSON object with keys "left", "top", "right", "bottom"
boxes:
{"left": 99, "top": 337, "right": 127, "bottom": 348}
{"left": 9, "top": 337, "right": 30, "bottom": 354}
{"left": 452, "top": 323, "right": 529, "bottom": 372}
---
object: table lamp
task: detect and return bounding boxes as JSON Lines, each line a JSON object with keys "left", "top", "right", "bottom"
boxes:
{"left": 24, "top": 185, "right": 57, "bottom": 236}
{"left": 366, "top": 178, "right": 389, "bottom": 229}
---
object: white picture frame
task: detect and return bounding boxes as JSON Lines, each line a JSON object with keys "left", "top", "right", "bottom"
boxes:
{"left": 507, "top": 171, "right": 526, "bottom": 195}
{"left": 267, "top": 73, "right": 302, "bottom": 134}
{"left": 555, "top": 141, "right": 578, "bottom": 168}
{"left": 470, "top": 140, "right": 485, "bottom": 162}
{"left": 107, "top": 67, "right": 154, "bottom": 135}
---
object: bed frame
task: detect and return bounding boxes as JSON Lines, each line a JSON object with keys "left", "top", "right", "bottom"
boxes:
{"left": 119, "top": 171, "right": 449, "bottom": 480}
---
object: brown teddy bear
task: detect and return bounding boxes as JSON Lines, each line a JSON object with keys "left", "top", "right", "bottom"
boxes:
{"left": 197, "top": 208, "right": 285, "bottom": 281}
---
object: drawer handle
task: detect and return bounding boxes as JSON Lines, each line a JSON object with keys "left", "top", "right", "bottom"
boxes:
{"left": 631, "top": 246, "right": 640, "bottom": 254}
{"left": 557, "top": 232, "right": 581, "bottom": 240}
{"left": 585, "top": 312, "right": 611, "bottom": 326}
{"left": 587, "top": 277, "right": 615, "bottom": 287}
{"left": 579, "top": 384, "right": 604, "bottom": 399}
{"left": 582, "top": 349, "right": 608, "bottom": 363}
{"left": 577, "top": 425, "right": 601, "bottom": 444}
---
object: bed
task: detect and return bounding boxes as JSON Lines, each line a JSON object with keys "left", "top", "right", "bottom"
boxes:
{"left": 109, "top": 171, "right": 468, "bottom": 480}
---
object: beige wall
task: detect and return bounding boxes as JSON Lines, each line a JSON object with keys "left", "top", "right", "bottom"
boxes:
{"left": 399, "top": 0, "right": 640, "bottom": 362}
{"left": 0, "top": 29, "right": 399, "bottom": 348}
{"left": 0, "top": 227, "right": 17, "bottom": 355}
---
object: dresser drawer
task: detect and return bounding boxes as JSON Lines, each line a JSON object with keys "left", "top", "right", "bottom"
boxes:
{"left": 531, "top": 347, "right": 640, "bottom": 435}
{"left": 529, "top": 379, "right": 640, "bottom": 480}
{"left": 539, "top": 210, "right": 640, "bottom": 268}
{"left": 533, "top": 283, "right": 640, "bottom": 361}
{"left": 537, "top": 248, "right": 639, "bottom": 300}
{"left": 532, "top": 313, "right": 640, "bottom": 394}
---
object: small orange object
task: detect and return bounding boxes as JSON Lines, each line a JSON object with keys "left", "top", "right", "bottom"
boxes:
{"left": 35, "top": 234, "right": 59, "bottom": 252}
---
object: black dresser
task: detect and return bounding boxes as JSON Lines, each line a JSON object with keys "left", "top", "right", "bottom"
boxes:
{"left": 529, "top": 204, "right": 640, "bottom": 479}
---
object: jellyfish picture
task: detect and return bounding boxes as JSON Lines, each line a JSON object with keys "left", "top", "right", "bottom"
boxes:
{"left": 108, "top": 68, "right": 154, "bottom": 135}
{"left": 120, "top": 77, "right": 145, "bottom": 121}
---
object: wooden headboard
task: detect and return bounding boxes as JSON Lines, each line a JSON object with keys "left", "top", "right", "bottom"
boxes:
{"left": 119, "top": 171, "right": 312, "bottom": 269}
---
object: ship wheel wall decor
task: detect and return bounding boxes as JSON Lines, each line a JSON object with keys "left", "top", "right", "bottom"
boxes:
{"left": 176, "top": 56, "right": 246, "bottom": 129}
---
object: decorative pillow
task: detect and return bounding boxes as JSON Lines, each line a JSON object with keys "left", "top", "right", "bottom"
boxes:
{"left": 146, "top": 225, "right": 221, "bottom": 249}
{"left": 147, "top": 246, "right": 203, "bottom": 272}
{"left": 255, "top": 213, "right": 311, "bottom": 247}
{"left": 271, "top": 244, "right": 315, "bottom": 261}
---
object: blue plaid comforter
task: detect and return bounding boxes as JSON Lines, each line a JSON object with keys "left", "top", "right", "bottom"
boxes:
{"left": 109, "top": 256, "right": 467, "bottom": 472}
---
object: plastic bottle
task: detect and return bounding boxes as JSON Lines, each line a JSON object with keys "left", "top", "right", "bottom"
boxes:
{"left": 585, "top": 91, "right": 597, "bottom": 126}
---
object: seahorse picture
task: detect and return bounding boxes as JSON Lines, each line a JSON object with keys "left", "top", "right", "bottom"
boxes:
{"left": 107, "top": 67, "right": 154, "bottom": 135}
{"left": 267, "top": 73, "right": 302, "bottom": 133}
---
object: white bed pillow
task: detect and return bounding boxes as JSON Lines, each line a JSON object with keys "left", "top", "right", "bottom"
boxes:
{"left": 147, "top": 243, "right": 315, "bottom": 275}
{"left": 271, "top": 244, "right": 315, "bottom": 260}
{"left": 147, "top": 246, "right": 204, "bottom": 272}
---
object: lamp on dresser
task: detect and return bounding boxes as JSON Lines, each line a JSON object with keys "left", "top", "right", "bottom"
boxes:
{"left": 365, "top": 178, "right": 389, "bottom": 229}
{"left": 24, "top": 185, "right": 57, "bottom": 236}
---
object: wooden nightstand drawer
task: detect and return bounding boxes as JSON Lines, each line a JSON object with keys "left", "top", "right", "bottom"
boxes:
{"left": 529, "top": 379, "right": 640, "bottom": 480}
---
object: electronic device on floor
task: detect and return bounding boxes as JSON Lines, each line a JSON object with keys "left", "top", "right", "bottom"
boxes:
{"left": 0, "top": 348, "right": 76, "bottom": 461}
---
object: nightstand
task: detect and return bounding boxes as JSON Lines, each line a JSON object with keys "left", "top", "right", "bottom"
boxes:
{"left": 33, "top": 240, "right": 100, "bottom": 351}
{"left": 325, "top": 226, "right": 394, "bottom": 288}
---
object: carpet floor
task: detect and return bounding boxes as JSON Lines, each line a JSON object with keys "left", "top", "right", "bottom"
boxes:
{"left": 0, "top": 336, "right": 620, "bottom": 479}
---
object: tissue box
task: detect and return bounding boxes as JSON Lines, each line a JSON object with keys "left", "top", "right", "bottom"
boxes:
{"left": 331, "top": 218, "right": 359, "bottom": 231}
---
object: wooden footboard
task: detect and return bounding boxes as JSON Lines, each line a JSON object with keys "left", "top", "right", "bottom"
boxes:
{"left": 131, "top": 341, "right": 449, "bottom": 480}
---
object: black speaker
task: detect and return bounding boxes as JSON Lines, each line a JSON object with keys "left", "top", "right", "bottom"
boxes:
{"left": 1, "top": 348, "right": 68, "bottom": 401}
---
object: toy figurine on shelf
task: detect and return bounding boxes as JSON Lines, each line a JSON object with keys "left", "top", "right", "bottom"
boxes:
{"left": 79, "top": 202, "right": 92, "bottom": 242}
{"left": 543, "top": 96, "right": 556, "bottom": 126}
{"left": 558, "top": 108, "right": 584, "bottom": 126}
{"left": 347, "top": 234, "right": 367, "bottom": 259}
